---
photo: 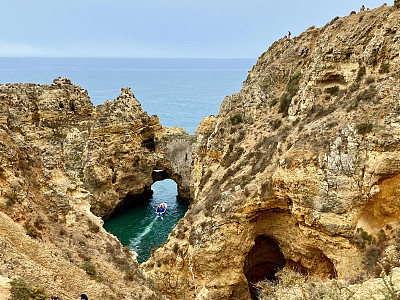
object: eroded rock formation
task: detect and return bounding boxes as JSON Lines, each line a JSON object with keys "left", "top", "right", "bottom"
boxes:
{"left": 0, "top": 78, "right": 192, "bottom": 298}
{"left": 144, "top": 4, "right": 400, "bottom": 299}
{"left": 1, "top": 3, "right": 400, "bottom": 300}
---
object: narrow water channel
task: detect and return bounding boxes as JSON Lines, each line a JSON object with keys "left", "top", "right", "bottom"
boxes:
{"left": 103, "top": 179, "right": 188, "bottom": 263}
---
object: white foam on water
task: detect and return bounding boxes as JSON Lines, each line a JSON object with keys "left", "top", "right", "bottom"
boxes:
{"left": 129, "top": 217, "right": 158, "bottom": 250}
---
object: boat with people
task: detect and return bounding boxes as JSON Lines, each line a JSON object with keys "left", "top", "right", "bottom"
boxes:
{"left": 156, "top": 203, "right": 167, "bottom": 217}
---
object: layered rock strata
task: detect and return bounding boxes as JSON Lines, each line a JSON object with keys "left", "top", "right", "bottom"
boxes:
{"left": 144, "top": 4, "right": 400, "bottom": 299}
{"left": 0, "top": 78, "right": 191, "bottom": 298}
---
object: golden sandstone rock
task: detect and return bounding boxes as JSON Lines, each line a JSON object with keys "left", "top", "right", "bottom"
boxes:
{"left": 1, "top": 3, "right": 400, "bottom": 300}
{"left": 144, "top": 4, "right": 400, "bottom": 299}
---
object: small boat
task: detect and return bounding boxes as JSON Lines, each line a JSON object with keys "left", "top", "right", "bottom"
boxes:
{"left": 156, "top": 203, "right": 167, "bottom": 217}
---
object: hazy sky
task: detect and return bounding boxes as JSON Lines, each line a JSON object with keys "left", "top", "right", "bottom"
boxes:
{"left": 0, "top": 0, "right": 388, "bottom": 58}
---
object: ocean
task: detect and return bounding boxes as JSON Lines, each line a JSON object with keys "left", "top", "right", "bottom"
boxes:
{"left": 0, "top": 57, "right": 255, "bottom": 134}
{"left": 0, "top": 57, "right": 255, "bottom": 262}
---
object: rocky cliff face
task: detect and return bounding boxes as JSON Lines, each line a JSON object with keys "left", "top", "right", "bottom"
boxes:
{"left": 144, "top": 4, "right": 400, "bottom": 299}
{"left": 1, "top": 4, "right": 400, "bottom": 299}
{"left": 0, "top": 78, "right": 192, "bottom": 298}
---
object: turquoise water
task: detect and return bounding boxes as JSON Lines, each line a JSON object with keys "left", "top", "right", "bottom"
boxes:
{"left": 0, "top": 57, "right": 254, "bottom": 262}
{"left": 103, "top": 180, "right": 188, "bottom": 263}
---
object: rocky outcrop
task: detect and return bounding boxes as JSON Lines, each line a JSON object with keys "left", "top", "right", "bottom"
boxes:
{"left": 0, "top": 78, "right": 192, "bottom": 298}
{"left": 1, "top": 3, "right": 400, "bottom": 300}
{"left": 144, "top": 4, "right": 400, "bottom": 299}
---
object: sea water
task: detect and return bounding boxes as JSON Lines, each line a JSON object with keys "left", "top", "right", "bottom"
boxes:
{"left": 103, "top": 180, "right": 188, "bottom": 263}
{"left": 0, "top": 57, "right": 254, "bottom": 134}
{"left": 0, "top": 57, "right": 255, "bottom": 262}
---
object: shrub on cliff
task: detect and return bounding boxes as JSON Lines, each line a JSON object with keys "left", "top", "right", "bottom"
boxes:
{"left": 279, "top": 93, "right": 291, "bottom": 116}
{"left": 5, "top": 192, "right": 18, "bottom": 210}
{"left": 81, "top": 261, "right": 96, "bottom": 275}
{"left": 10, "top": 279, "right": 47, "bottom": 300}
{"left": 326, "top": 86, "right": 340, "bottom": 96}
{"left": 286, "top": 71, "right": 302, "bottom": 98}
{"left": 356, "top": 65, "right": 366, "bottom": 82}
{"left": 254, "top": 268, "right": 354, "bottom": 300}
{"left": 356, "top": 123, "right": 373, "bottom": 135}
{"left": 279, "top": 71, "right": 302, "bottom": 117}
{"left": 230, "top": 114, "right": 242, "bottom": 125}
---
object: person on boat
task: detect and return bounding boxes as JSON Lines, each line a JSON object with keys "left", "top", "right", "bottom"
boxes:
{"left": 156, "top": 205, "right": 165, "bottom": 213}
{"left": 156, "top": 203, "right": 167, "bottom": 215}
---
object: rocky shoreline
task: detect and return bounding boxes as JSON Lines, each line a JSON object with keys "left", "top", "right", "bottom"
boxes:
{"left": 0, "top": 3, "right": 400, "bottom": 299}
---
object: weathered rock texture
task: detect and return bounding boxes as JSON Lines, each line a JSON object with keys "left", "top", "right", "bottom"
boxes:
{"left": 2, "top": 3, "right": 400, "bottom": 300}
{"left": 0, "top": 78, "right": 192, "bottom": 298}
{"left": 144, "top": 4, "right": 400, "bottom": 299}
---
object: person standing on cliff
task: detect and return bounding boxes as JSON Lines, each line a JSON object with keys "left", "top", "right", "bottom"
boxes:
{"left": 360, "top": 4, "right": 365, "bottom": 11}
{"left": 288, "top": 31, "right": 291, "bottom": 39}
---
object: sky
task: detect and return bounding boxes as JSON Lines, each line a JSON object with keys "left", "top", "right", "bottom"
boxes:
{"left": 0, "top": 0, "right": 388, "bottom": 58}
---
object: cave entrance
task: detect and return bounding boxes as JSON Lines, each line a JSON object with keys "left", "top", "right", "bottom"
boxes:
{"left": 244, "top": 235, "right": 286, "bottom": 299}
{"left": 103, "top": 179, "right": 188, "bottom": 263}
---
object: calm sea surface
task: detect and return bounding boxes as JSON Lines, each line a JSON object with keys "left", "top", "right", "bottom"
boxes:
{"left": 0, "top": 57, "right": 255, "bottom": 134}
{"left": 0, "top": 57, "right": 255, "bottom": 262}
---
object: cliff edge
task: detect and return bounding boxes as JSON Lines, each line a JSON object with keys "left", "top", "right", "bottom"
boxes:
{"left": 144, "top": 4, "right": 400, "bottom": 299}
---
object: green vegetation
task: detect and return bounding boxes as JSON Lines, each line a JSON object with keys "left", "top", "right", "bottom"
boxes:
{"left": 356, "top": 65, "right": 366, "bottom": 82}
{"left": 81, "top": 261, "right": 96, "bottom": 275}
{"left": 279, "top": 71, "right": 302, "bottom": 117}
{"left": 353, "top": 227, "right": 375, "bottom": 249}
{"left": 254, "top": 268, "right": 354, "bottom": 300}
{"left": 357, "top": 86, "right": 378, "bottom": 100}
{"left": 349, "top": 86, "right": 378, "bottom": 110}
{"left": 5, "top": 192, "right": 18, "bottom": 210}
{"left": 315, "top": 105, "right": 337, "bottom": 118}
{"left": 356, "top": 123, "right": 373, "bottom": 135}
{"left": 255, "top": 227, "right": 400, "bottom": 299}
{"left": 349, "top": 82, "right": 360, "bottom": 93}
{"left": 230, "top": 114, "right": 243, "bottom": 125}
{"left": 286, "top": 71, "right": 302, "bottom": 98}
{"left": 325, "top": 86, "right": 340, "bottom": 96}
{"left": 10, "top": 279, "right": 47, "bottom": 300}
{"left": 279, "top": 93, "right": 291, "bottom": 116}
{"left": 270, "top": 98, "right": 278, "bottom": 107}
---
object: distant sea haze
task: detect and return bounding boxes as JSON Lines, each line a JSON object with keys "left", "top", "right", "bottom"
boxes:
{"left": 0, "top": 57, "right": 255, "bottom": 134}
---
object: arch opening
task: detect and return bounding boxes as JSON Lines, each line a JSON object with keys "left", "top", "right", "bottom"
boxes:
{"left": 244, "top": 235, "right": 286, "bottom": 299}
{"left": 104, "top": 179, "right": 188, "bottom": 263}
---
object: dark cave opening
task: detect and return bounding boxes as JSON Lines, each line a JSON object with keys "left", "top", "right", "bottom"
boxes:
{"left": 244, "top": 235, "right": 286, "bottom": 299}
{"left": 107, "top": 186, "right": 154, "bottom": 220}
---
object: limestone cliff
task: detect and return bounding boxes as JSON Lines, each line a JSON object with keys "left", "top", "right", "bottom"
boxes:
{"left": 144, "top": 4, "right": 400, "bottom": 299}
{"left": 0, "top": 78, "right": 191, "bottom": 298}
{"left": 2, "top": 3, "right": 400, "bottom": 300}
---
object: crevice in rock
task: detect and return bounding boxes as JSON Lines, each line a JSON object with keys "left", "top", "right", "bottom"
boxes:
{"left": 142, "top": 137, "right": 155, "bottom": 151}
{"left": 244, "top": 235, "right": 286, "bottom": 299}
